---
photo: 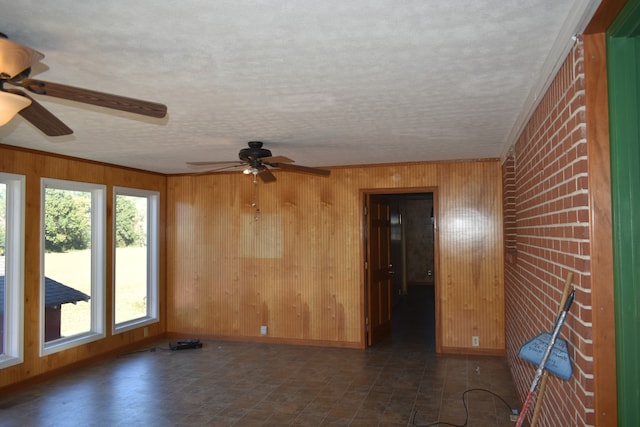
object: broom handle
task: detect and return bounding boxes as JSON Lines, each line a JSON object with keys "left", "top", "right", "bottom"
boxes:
{"left": 530, "top": 272, "right": 574, "bottom": 427}
{"left": 517, "top": 290, "right": 574, "bottom": 427}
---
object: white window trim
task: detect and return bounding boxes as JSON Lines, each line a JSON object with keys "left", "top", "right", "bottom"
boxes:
{"left": 40, "top": 178, "right": 106, "bottom": 356}
{"left": 0, "top": 173, "right": 25, "bottom": 369}
{"left": 112, "top": 187, "right": 159, "bottom": 334}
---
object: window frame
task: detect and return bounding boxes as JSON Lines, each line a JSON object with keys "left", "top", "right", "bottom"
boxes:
{"left": 112, "top": 187, "right": 160, "bottom": 334}
{"left": 0, "top": 173, "right": 25, "bottom": 369}
{"left": 40, "top": 178, "right": 106, "bottom": 356}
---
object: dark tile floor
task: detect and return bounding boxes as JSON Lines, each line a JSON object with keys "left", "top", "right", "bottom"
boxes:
{"left": 0, "top": 287, "right": 520, "bottom": 427}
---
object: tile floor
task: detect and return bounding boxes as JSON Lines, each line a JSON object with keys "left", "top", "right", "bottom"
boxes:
{"left": 0, "top": 288, "right": 520, "bottom": 427}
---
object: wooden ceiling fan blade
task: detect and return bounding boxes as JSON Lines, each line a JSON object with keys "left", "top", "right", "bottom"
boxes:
{"left": 269, "top": 162, "right": 330, "bottom": 176}
{"left": 0, "top": 38, "right": 44, "bottom": 79}
{"left": 5, "top": 89, "right": 73, "bottom": 136}
{"left": 19, "top": 78, "right": 167, "bottom": 118}
{"left": 257, "top": 167, "right": 277, "bottom": 183}
{"left": 264, "top": 155, "right": 294, "bottom": 163}
{"left": 186, "top": 161, "right": 245, "bottom": 170}
{"left": 189, "top": 164, "right": 248, "bottom": 174}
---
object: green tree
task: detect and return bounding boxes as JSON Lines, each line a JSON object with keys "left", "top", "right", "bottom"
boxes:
{"left": 115, "top": 195, "right": 143, "bottom": 247}
{"left": 44, "top": 189, "right": 91, "bottom": 252}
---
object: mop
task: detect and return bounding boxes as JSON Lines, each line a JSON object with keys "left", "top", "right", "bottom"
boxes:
{"left": 515, "top": 277, "right": 575, "bottom": 427}
{"left": 528, "top": 272, "right": 574, "bottom": 426}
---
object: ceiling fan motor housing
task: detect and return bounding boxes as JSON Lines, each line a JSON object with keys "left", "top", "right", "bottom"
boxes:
{"left": 239, "top": 140, "right": 272, "bottom": 161}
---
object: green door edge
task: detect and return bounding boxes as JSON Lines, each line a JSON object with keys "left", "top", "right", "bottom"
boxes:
{"left": 607, "top": 0, "right": 640, "bottom": 425}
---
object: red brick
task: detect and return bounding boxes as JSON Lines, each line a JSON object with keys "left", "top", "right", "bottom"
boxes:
{"left": 505, "top": 41, "right": 593, "bottom": 424}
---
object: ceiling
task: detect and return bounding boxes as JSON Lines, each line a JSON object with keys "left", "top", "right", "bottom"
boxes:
{"left": 0, "top": 0, "right": 600, "bottom": 175}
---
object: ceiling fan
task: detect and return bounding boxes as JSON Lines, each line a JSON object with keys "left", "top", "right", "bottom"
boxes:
{"left": 0, "top": 33, "right": 167, "bottom": 135}
{"left": 187, "top": 141, "right": 331, "bottom": 183}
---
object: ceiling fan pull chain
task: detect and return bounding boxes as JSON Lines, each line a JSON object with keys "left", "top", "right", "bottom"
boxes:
{"left": 251, "top": 176, "right": 260, "bottom": 221}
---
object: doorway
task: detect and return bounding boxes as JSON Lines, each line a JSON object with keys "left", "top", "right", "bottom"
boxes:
{"left": 363, "top": 189, "right": 437, "bottom": 350}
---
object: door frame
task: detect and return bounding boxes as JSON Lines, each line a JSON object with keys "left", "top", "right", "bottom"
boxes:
{"left": 360, "top": 187, "right": 440, "bottom": 350}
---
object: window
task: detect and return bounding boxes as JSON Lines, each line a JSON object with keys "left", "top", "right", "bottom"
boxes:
{"left": 41, "top": 179, "right": 105, "bottom": 355}
{"left": 113, "top": 187, "right": 159, "bottom": 333}
{"left": 0, "top": 173, "right": 25, "bottom": 369}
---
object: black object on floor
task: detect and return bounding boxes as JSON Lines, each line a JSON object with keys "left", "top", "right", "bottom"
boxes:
{"left": 169, "top": 339, "right": 203, "bottom": 350}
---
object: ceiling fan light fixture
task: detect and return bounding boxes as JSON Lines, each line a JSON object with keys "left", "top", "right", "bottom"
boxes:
{"left": 0, "top": 37, "right": 44, "bottom": 80}
{"left": 0, "top": 90, "right": 31, "bottom": 126}
{"left": 243, "top": 167, "right": 257, "bottom": 175}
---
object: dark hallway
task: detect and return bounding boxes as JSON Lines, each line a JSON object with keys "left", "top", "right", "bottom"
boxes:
{"left": 384, "top": 192, "right": 437, "bottom": 351}
{"left": 392, "top": 283, "right": 436, "bottom": 351}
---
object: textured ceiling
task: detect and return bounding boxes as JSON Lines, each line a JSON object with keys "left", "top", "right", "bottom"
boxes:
{"left": 0, "top": 0, "right": 600, "bottom": 174}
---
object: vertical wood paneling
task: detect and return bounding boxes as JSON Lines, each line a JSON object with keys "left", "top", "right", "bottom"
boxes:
{"left": 437, "top": 162, "right": 504, "bottom": 350}
{"left": 167, "top": 159, "right": 504, "bottom": 351}
{"left": 0, "top": 146, "right": 504, "bottom": 389}
{"left": 0, "top": 145, "right": 166, "bottom": 390}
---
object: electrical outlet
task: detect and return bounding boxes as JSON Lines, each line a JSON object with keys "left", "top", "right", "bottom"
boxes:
{"left": 472, "top": 336, "right": 480, "bottom": 347}
{"left": 260, "top": 325, "right": 268, "bottom": 336}
{"left": 143, "top": 327, "right": 149, "bottom": 337}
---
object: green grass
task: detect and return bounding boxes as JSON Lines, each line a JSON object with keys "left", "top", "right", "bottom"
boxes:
{"left": 44, "top": 247, "right": 147, "bottom": 338}
{"left": 114, "top": 246, "right": 148, "bottom": 324}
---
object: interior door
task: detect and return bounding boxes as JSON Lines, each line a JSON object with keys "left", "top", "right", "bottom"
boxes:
{"left": 366, "top": 194, "right": 393, "bottom": 345}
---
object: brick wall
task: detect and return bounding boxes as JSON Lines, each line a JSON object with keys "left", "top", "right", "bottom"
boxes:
{"left": 504, "top": 40, "right": 594, "bottom": 426}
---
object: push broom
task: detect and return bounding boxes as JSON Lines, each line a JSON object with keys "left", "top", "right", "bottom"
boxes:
{"left": 529, "top": 272, "right": 574, "bottom": 426}
{"left": 516, "top": 274, "right": 575, "bottom": 427}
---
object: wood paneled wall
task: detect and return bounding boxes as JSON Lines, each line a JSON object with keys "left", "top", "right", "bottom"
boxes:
{"left": 167, "top": 159, "right": 505, "bottom": 352}
{"left": 0, "top": 145, "right": 166, "bottom": 390}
